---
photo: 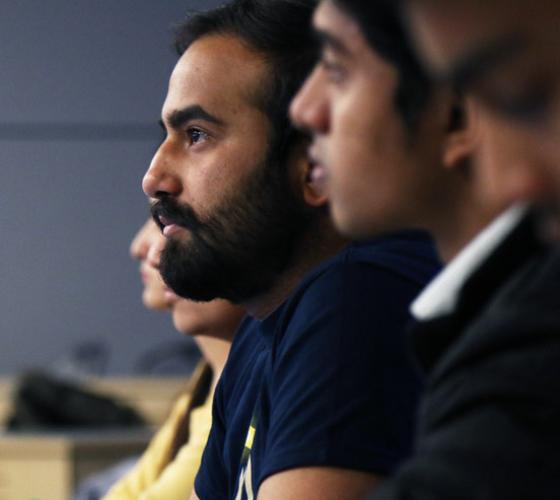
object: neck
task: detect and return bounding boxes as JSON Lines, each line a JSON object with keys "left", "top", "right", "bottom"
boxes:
{"left": 243, "top": 222, "right": 348, "bottom": 319}
{"left": 193, "top": 336, "right": 231, "bottom": 390}
{"left": 432, "top": 189, "right": 508, "bottom": 263}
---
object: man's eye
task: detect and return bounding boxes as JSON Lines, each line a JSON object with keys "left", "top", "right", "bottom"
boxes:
{"left": 474, "top": 72, "right": 554, "bottom": 125}
{"left": 187, "top": 127, "right": 208, "bottom": 144}
{"left": 320, "top": 56, "right": 347, "bottom": 83}
{"left": 485, "top": 89, "right": 551, "bottom": 124}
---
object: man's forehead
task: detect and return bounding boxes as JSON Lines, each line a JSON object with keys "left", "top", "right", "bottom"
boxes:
{"left": 414, "top": 0, "right": 560, "bottom": 84}
{"left": 406, "top": 0, "right": 558, "bottom": 50}
{"left": 164, "top": 34, "right": 269, "bottom": 116}
{"left": 313, "top": 1, "right": 364, "bottom": 54}
{"left": 405, "top": 0, "right": 532, "bottom": 79}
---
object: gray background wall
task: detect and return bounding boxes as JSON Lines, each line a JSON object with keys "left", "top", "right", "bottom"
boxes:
{"left": 0, "top": 1, "right": 220, "bottom": 375}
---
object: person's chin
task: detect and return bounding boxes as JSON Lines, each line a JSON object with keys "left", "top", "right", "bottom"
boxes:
{"left": 331, "top": 203, "right": 375, "bottom": 241}
{"left": 143, "top": 290, "right": 169, "bottom": 311}
{"left": 172, "top": 310, "right": 201, "bottom": 336}
{"left": 164, "top": 288, "right": 181, "bottom": 305}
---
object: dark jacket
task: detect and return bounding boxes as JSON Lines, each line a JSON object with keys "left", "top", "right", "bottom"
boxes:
{"left": 373, "top": 211, "right": 560, "bottom": 500}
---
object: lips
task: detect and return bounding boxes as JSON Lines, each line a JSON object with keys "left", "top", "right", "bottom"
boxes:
{"left": 162, "top": 223, "right": 183, "bottom": 238}
{"left": 157, "top": 214, "right": 173, "bottom": 227}
{"left": 140, "top": 263, "right": 156, "bottom": 284}
{"left": 308, "top": 152, "right": 329, "bottom": 197}
{"left": 155, "top": 214, "right": 183, "bottom": 238}
{"left": 310, "top": 161, "right": 327, "bottom": 184}
{"left": 140, "top": 269, "right": 149, "bottom": 284}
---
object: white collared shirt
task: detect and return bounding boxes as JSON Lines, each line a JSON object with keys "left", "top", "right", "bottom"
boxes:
{"left": 411, "top": 203, "right": 529, "bottom": 321}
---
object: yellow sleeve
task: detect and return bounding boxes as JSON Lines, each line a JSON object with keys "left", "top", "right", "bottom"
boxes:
{"left": 103, "top": 393, "right": 191, "bottom": 500}
{"left": 133, "top": 391, "right": 214, "bottom": 500}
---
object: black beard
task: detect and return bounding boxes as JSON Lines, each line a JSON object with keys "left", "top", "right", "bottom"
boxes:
{"left": 151, "top": 153, "right": 314, "bottom": 304}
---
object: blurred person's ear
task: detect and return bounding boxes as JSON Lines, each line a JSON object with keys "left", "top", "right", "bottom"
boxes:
{"left": 442, "top": 95, "right": 478, "bottom": 171}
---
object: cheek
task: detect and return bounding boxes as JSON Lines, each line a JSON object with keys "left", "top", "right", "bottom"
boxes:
{"left": 328, "top": 91, "right": 402, "bottom": 192}
{"left": 475, "top": 119, "right": 546, "bottom": 205}
{"left": 187, "top": 143, "right": 265, "bottom": 212}
{"left": 475, "top": 126, "right": 515, "bottom": 196}
{"left": 544, "top": 109, "right": 560, "bottom": 162}
{"left": 328, "top": 95, "right": 370, "bottom": 173}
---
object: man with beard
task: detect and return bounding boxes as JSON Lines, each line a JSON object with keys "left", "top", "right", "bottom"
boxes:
{"left": 291, "top": 1, "right": 560, "bottom": 498}
{"left": 143, "top": 1, "right": 440, "bottom": 498}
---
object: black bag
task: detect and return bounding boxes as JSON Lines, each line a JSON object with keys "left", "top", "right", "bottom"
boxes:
{"left": 5, "top": 370, "right": 145, "bottom": 430}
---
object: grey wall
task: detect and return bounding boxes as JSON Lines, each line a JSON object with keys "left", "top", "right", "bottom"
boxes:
{"left": 0, "top": 1, "right": 221, "bottom": 375}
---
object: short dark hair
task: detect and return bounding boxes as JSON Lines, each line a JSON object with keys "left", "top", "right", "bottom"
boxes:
{"left": 175, "top": 0, "right": 318, "bottom": 158}
{"left": 334, "top": 0, "right": 432, "bottom": 131}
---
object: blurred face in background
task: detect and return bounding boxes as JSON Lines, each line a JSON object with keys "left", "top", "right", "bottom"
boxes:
{"left": 404, "top": 0, "right": 560, "bottom": 203}
{"left": 130, "top": 218, "right": 168, "bottom": 311}
{"left": 133, "top": 219, "right": 245, "bottom": 341}
{"left": 290, "top": 0, "right": 455, "bottom": 239}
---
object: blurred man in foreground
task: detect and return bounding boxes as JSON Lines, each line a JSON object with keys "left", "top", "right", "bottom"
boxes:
{"left": 292, "top": 1, "right": 560, "bottom": 499}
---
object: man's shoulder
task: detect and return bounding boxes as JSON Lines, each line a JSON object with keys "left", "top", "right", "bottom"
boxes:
{"left": 469, "top": 244, "right": 560, "bottom": 346}
{"left": 411, "top": 246, "right": 560, "bottom": 498}
{"left": 288, "top": 231, "right": 440, "bottom": 313}
{"left": 347, "top": 230, "right": 441, "bottom": 283}
{"left": 270, "top": 232, "right": 439, "bottom": 353}
{"left": 464, "top": 245, "right": 560, "bottom": 342}
{"left": 493, "top": 243, "right": 560, "bottom": 306}
{"left": 425, "top": 244, "right": 560, "bottom": 395}
{"left": 218, "top": 316, "right": 267, "bottom": 398}
{"left": 412, "top": 211, "right": 551, "bottom": 374}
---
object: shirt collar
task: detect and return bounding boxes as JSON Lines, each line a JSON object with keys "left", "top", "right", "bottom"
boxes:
{"left": 411, "top": 203, "right": 529, "bottom": 321}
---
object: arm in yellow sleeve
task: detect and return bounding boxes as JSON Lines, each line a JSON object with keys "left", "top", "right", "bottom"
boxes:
{"left": 133, "top": 395, "right": 214, "bottom": 500}
{"left": 103, "top": 393, "right": 191, "bottom": 500}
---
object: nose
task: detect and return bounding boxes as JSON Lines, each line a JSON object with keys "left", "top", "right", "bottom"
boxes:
{"left": 290, "top": 65, "right": 329, "bottom": 135}
{"left": 142, "top": 142, "right": 182, "bottom": 198}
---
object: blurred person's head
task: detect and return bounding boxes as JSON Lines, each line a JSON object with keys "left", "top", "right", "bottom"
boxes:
{"left": 290, "top": 0, "right": 497, "bottom": 259}
{"left": 131, "top": 218, "right": 245, "bottom": 341}
{"left": 143, "top": 0, "right": 340, "bottom": 311}
{"left": 134, "top": 228, "right": 244, "bottom": 467}
{"left": 130, "top": 218, "right": 168, "bottom": 310}
{"left": 402, "top": 0, "right": 560, "bottom": 205}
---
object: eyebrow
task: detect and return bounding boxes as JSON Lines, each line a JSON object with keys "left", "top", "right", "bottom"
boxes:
{"left": 314, "top": 28, "right": 351, "bottom": 56}
{"left": 440, "top": 34, "right": 527, "bottom": 90}
{"left": 161, "top": 104, "right": 224, "bottom": 131}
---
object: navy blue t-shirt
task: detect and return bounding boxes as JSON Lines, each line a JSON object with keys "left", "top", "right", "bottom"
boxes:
{"left": 195, "top": 233, "right": 440, "bottom": 499}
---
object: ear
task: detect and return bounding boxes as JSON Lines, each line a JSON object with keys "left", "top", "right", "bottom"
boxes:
{"left": 441, "top": 95, "right": 479, "bottom": 171}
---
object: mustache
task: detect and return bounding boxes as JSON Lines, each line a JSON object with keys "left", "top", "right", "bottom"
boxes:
{"left": 150, "top": 196, "right": 205, "bottom": 233}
